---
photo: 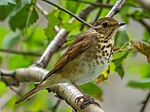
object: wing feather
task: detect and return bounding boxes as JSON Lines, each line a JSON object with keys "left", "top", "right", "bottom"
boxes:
{"left": 42, "top": 28, "right": 97, "bottom": 81}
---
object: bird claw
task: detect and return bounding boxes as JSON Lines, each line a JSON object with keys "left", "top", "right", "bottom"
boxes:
{"left": 75, "top": 95, "right": 100, "bottom": 109}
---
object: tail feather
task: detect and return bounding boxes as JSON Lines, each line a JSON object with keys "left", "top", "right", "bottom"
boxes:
{"left": 15, "top": 85, "right": 42, "bottom": 104}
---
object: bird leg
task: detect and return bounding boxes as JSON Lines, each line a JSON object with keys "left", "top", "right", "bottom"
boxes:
{"left": 71, "top": 81, "right": 100, "bottom": 109}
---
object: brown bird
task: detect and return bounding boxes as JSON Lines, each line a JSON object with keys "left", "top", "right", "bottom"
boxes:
{"left": 15, "top": 17, "right": 125, "bottom": 104}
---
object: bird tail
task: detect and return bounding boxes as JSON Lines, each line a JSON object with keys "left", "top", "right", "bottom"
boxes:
{"left": 15, "top": 83, "right": 43, "bottom": 104}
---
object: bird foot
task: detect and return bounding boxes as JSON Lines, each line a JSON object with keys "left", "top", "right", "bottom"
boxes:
{"left": 75, "top": 94, "right": 100, "bottom": 109}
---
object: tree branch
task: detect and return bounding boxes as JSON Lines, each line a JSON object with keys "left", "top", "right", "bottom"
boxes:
{"left": 0, "top": 0, "right": 125, "bottom": 111}
{"left": 106, "top": 0, "right": 125, "bottom": 17}
{"left": 0, "top": 48, "right": 41, "bottom": 57}
{"left": 0, "top": 67, "right": 48, "bottom": 86}
{"left": 51, "top": 83, "right": 104, "bottom": 112}
{"left": 0, "top": 67, "right": 104, "bottom": 112}
{"left": 66, "top": 0, "right": 113, "bottom": 8}
{"left": 137, "top": 0, "right": 150, "bottom": 13}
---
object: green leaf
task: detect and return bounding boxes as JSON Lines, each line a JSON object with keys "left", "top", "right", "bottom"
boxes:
{"left": 8, "top": 55, "right": 33, "bottom": 69}
{"left": 0, "top": 27, "right": 9, "bottom": 47}
{"left": 24, "top": 26, "right": 48, "bottom": 51}
{"left": 0, "top": 56, "right": 2, "bottom": 65}
{"left": 80, "top": 82, "right": 102, "bottom": 99}
{"left": 27, "top": 27, "right": 47, "bottom": 42}
{"left": 66, "top": 1, "right": 79, "bottom": 13}
{"left": 47, "top": 10, "right": 60, "bottom": 27}
{"left": 120, "top": 5, "right": 130, "bottom": 23}
{"left": 138, "top": 64, "right": 150, "bottom": 78}
{"left": 128, "top": 78, "right": 150, "bottom": 89}
{"left": 144, "top": 29, "right": 150, "bottom": 43}
{"left": 63, "top": 22, "right": 77, "bottom": 31}
{"left": 0, "top": 4, "right": 15, "bottom": 20}
{"left": 45, "top": 10, "right": 60, "bottom": 39}
{"left": 115, "top": 31, "right": 129, "bottom": 48}
{"left": 114, "top": 62, "right": 124, "bottom": 78}
{"left": 0, "top": 82, "right": 7, "bottom": 96}
{"left": 113, "top": 51, "right": 128, "bottom": 60}
{"left": 9, "top": 5, "right": 38, "bottom": 30}
{"left": 0, "top": 0, "right": 16, "bottom": 5}
{"left": 113, "top": 52, "right": 128, "bottom": 78}
{"left": 3, "top": 29, "right": 21, "bottom": 48}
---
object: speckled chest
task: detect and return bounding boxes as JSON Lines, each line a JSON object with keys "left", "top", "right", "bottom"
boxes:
{"left": 74, "top": 38, "right": 114, "bottom": 84}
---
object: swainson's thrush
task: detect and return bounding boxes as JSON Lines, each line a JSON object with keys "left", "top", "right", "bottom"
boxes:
{"left": 15, "top": 17, "right": 125, "bottom": 104}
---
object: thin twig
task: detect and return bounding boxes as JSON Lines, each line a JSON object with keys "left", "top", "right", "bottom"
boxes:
{"left": 80, "top": 0, "right": 101, "bottom": 30}
{"left": 0, "top": 48, "right": 41, "bottom": 57}
{"left": 51, "top": 99, "right": 61, "bottom": 112}
{"left": 128, "top": 14, "right": 150, "bottom": 32}
{"left": 136, "top": 19, "right": 150, "bottom": 32}
{"left": 106, "top": 0, "right": 125, "bottom": 17}
{"left": 140, "top": 90, "right": 150, "bottom": 112}
{"left": 66, "top": 0, "right": 113, "bottom": 8}
{"left": 94, "top": 0, "right": 111, "bottom": 22}
{"left": 41, "top": 0, "right": 92, "bottom": 27}
{"left": 114, "top": 48, "right": 132, "bottom": 54}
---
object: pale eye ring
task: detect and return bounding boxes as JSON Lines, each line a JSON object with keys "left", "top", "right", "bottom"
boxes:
{"left": 102, "top": 22, "right": 108, "bottom": 27}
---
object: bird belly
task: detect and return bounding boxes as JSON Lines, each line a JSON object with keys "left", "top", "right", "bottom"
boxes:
{"left": 75, "top": 56, "right": 109, "bottom": 85}
{"left": 63, "top": 51, "right": 111, "bottom": 85}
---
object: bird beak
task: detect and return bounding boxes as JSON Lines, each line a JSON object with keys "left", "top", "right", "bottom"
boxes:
{"left": 119, "top": 22, "right": 126, "bottom": 27}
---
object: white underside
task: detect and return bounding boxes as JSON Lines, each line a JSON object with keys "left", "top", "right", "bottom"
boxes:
{"left": 74, "top": 55, "right": 110, "bottom": 85}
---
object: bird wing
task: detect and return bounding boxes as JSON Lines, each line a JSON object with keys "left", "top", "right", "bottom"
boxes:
{"left": 15, "top": 29, "right": 97, "bottom": 104}
{"left": 42, "top": 28, "right": 97, "bottom": 81}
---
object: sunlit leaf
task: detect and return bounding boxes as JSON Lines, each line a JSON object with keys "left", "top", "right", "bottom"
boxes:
{"left": 21, "top": 26, "right": 48, "bottom": 53}
{"left": 128, "top": 78, "right": 150, "bottom": 89}
{"left": 80, "top": 82, "right": 102, "bottom": 99}
{"left": 113, "top": 51, "right": 128, "bottom": 60}
{"left": 45, "top": 10, "right": 60, "bottom": 39}
{"left": 8, "top": 55, "right": 34, "bottom": 69}
{"left": 138, "top": 64, "right": 150, "bottom": 78}
{"left": 0, "top": 27, "right": 9, "bottom": 47}
{"left": 0, "top": 82, "right": 7, "bottom": 96}
{"left": 63, "top": 22, "right": 77, "bottom": 31}
{"left": 66, "top": 1, "right": 79, "bottom": 13}
{"left": 97, "top": 66, "right": 110, "bottom": 84}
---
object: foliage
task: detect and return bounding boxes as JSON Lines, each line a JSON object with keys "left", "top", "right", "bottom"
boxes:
{"left": 0, "top": 0, "right": 150, "bottom": 112}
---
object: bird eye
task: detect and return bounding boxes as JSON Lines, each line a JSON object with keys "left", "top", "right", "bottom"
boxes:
{"left": 102, "top": 22, "right": 108, "bottom": 27}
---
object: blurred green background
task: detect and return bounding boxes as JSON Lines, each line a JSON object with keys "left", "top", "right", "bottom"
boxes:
{"left": 0, "top": 0, "right": 150, "bottom": 112}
